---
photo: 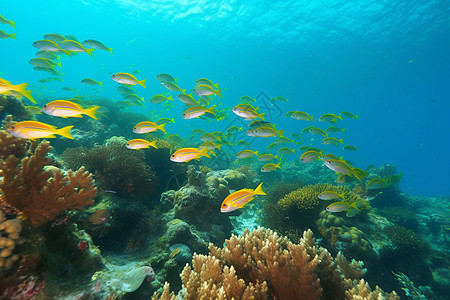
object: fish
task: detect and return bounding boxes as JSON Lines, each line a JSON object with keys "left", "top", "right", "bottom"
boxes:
{"left": 270, "top": 96, "right": 289, "bottom": 104}
{"left": 240, "top": 95, "right": 255, "bottom": 103}
{"left": 258, "top": 153, "right": 278, "bottom": 162}
{"left": 177, "top": 93, "right": 198, "bottom": 105}
{"left": 326, "top": 202, "right": 360, "bottom": 217}
{"left": 62, "top": 87, "right": 77, "bottom": 92}
{"left": 81, "top": 78, "right": 103, "bottom": 86}
{"left": 309, "top": 127, "right": 328, "bottom": 137}
{"left": 33, "top": 66, "right": 63, "bottom": 76}
{"left": 162, "top": 81, "right": 184, "bottom": 92}
{"left": 149, "top": 94, "right": 173, "bottom": 104}
{"left": 233, "top": 105, "right": 265, "bottom": 120}
{"left": 200, "top": 133, "right": 221, "bottom": 142}
{"left": 182, "top": 105, "right": 216, "bottom": 119}
{"left": 60, "top": 39, "right": 95, "bottom": 57}
{"left": 36, "top": 50, "right": 60, "bottom": 60}
{"left": 193, "top": 84, "right": 221, "bottom": 98}
{"left": 336, "top": 173, "right": 357, "bottom": 184}
{"left": 236, "top": 150, "right": 259, "bottom": 159}
{"left": 320, "top": 153, "right": 342, "bottom": 161}
{"left": 366, "top": 177, "right": 387, "bottom": 190}
{"left": 32, "top": 40, "right": 71, "bottom": 56}
{"left": 318, "top": 191, "right": 345, "bottom": 201}
{"left": 324, "top": 159, "right": 362, "bottom": 180}
{"left": 301, "top": 126, "right": 315, "bottom": 133}
{"left": 275, "top": 137, "right": 292, "bottom": 144}
{"left": 387, "top": 173, "right": 403, "bottom": 185}
{"left": 25, "top": 106, "right": 42, "bottom": 115}
{"left": 220, "top": 183, "right": 266, "bottom": 213}
{"left": 65, "top": 35, "right": 79, "bottom": 41}
{"left": 236, "top": 140, "right": 251, "bottom": 147}
{"left": 166, "top": 134, "right": 184, "bottom": 144}
{"left": 170, "top": 147, "right": 211, "bottom": 163}
{"left": 246, "top": 127, "right": 284, "bottom": 138}
{"left": 83, "top": 39, "right": 113, "bottom": 53}
{"left": 0, "top": 14, "right": 16, "bottom": 28}
{"left": 126, "top": 139, "right": 158, "bottom": 149}
{"left": 321, "top": 137, "right": 344, "bottom": 146}
{"left": 326, "top": 126, "right": 345, "bottom": 133}
{"left": 249, "top": 120, "right": 274, "bottom": 128}
{"left": 112, "top": 73, "right": 146, "bottom": 87}
{"left": 199, "top": 141, "right": 223, "bottom": 151}
{"left": 300, "top": 150, "right": 322, "bottom": 163}
{"left": 266, "top": 143, "right": 279, "bottom": 151}
{"left": 39, "top": 78, "right": 51, "bottom": 83}
{"left": 156, "top": 73, "right": 177, "bottom": 83}
{"left": 43, "top": 100, "right": 99, "bottom": 119}
{"left": 0, "top": 78, "right": 35, "bottom": 103}
{"left": 195, "top": 78, "right": 219, "bottom": 88}
{"left": 157, "top": 118, "right": 175, "bottom": 125}
{"left": 117, "top": 85, "right": 136, "bottom": 94}
{"left": 0, "top": 30, "right": 16, "bottom": 40}
{"left": 29, "top": 57, "right": 61, "bottom": 68}
{"left": 319, "top": 113, "right": 342, "bottom": 123}
{"left": 7, "top": 121, "right": 73, "bottom": 139}
{"left": 261, "top": 162, "right": 282, "bottom": 172}
{"left": 286, "top": 111, "right": 314, "bottom": 121}
{"left": 341, "top": 111, "right": 358, "bottom": 119}
{"left": 43, "top": 33, "right": 66, "bottom": 43}
{"left": 278, "top": 147, "right": 295, "bottom": 155}
{"left": 343, "top": 145, "right": 358, "bottom": 151}
{"left": 133, "top": 121, "right": 166, "bottom": 133}
{"left": 192, "top": 128, "right": 206, "bottom": 135}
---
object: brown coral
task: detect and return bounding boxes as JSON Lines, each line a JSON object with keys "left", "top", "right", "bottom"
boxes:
{"left": 153, "top": 227, "right": 399, "bottom": 300}
{"left": 0, "top": 140, "right": 96, "bottom": 225}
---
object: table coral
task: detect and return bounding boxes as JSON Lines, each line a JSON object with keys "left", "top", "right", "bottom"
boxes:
{"left": 0, "top": 140, "right": 96, "bottom": 225}
{"left": 152, "top": 227, "right": 399, "bottom": 300}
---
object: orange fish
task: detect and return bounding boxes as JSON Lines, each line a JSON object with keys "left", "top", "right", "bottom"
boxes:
{"left": 7, "top": 120, "right": 73, "bottom": 140}
{"left": 42, "top": 100, "right": 99, "bottom": 119}
{"left": 221, "top": 183, "right": 265, "bottom": 213}
{"left": 170, "top": 147, "right": 210, "bottom": 163}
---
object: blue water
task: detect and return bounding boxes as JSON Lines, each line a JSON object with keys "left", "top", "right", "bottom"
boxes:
{"left": 1, "top": 0, "right": 449, "bottom": 196}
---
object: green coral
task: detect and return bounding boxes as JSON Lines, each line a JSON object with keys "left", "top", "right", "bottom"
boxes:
{"left": 384, "top": 225, "right": 430, "bottom": 254}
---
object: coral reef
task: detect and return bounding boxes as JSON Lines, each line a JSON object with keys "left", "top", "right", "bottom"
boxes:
{"left": 152, "top": 227, "right": 399, "bottom": 299}
{"left": 380, "top": 206, "right": 419, "bottom": 231}
{"left": 0, "top": 137, "right": 97, "bottom": 225}
{"left": 383, "top": 225, "right": 430, "bottom": 255}
{"left": 0, "top": 95, "right": 33, "bottom": 121}
{"left": 62, "top": 136, "right": 157, "bottom": 198}
{"left": 0, "top": 209, "right": 22, "bottom": 271}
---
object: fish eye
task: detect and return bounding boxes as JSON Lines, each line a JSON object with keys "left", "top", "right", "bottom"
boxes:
{"left": 11, "top": 126, "right": 15, "bottom": 129}
{"left": 171, "top": 154, "right": 175, "bottom": 158}
{"left": 222, "top": 203, "right": 227, "bottom": 208}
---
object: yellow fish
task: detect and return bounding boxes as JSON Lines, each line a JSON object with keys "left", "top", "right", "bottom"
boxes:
{"left": 0, "top": 30, "right": 16, "bottom": 40}
{"left": 126, "top": 139, "right": 158, "bottom": 150}
{"left": 60, "top": 40, "right": 95, "bottom": 57}
{"left": 7, "top": 121, "right": 73, "bottom": 140}
{"left": 261, "top": 162, "right": 282, "bottom": 172}
{"left": 170, "top": 147, "right": 211, "bottom": 163}
{"left": 42, "top": 100, "right": 99, "bottom": 119}
{"left": 0, "top": 14, "right": 16, "bottom": 28}
{"left": 133, "top": 121, "right": 166, "bottom": 133}
{"left": 182, "top": 105, "right": 216, "bottom": 119}
{"left": 0, "top": 78, "right": 35, "bottom": 103}
{"left": 193, "top": 84, "right": 221, "bottom": 98}
{"left": 111, "top": 73, "right": 146, "bottom": 87}
{"left": 220, "top": 183, "right": 265, "bottom": 213}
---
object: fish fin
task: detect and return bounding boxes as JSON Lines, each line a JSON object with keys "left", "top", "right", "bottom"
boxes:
{"left": 253, "top": 182, "right": 266, "bottom": 196}
{"left": 15, "top": 83, "right": 35, "bottom": 103}
{"left": 339, "top": 193, "right": 345, "bottom": 199}
{"left": 331, "top": 119, "right": 337, "bottom": 123}
{"left": 62, "top": 49, "right": 71, "bottom": 57}
{"left": 352, "top": 172, "right": 362, "bottom": 181}
{"left": 208, "top": 149, "right": 217, "bottom": 157}
{"left": 274, "top": 154, "right": 278, "bottom": 159}
{"left": 108, "top": 47, "right": 113, "bottom": 54}
{"left": 149, "top": 141, "right": 158, "bottom": 149}
{"left": 9, "top": 20, "right": 16, "bottom": 29}
{"left": 355, "top": 115, "right": 359, "bottom": 119}
{"left": 9, "top": 33, "right": 16, "bottom": 40}
{"left": 98, "top": 81, "right": 103, "bottom": 87}
{"left": 207, "top": 105, "right": 217, "bottom": 116}
{"left": 341, "top": 128, "right": 345, "bottom": 132}
{"left": 277, "top": 130, "right": 284, "bottom": 137}
{"left": 85, "top": 48, "right": 95, "bottom": 57}
{"left": 254, "top": 151, "right": 259, "bottom": 156}
{"left": 180, "top": 89, "right": 186, "bottom": 94}
{"left": 157, "top": 123, "right": 167, "bottom": 133}
{"left": 168, "top": 95, "right": 173, "bottom": 100}
{"left": 199, "top": 147, "right": 211, "bottom": 158}
{"left": 339, "top": 139, "right": 344, "bottom": 144}
{"left": 57, "top": 125, "right": 74, "bottom": 139}
{"left": 138, "top": 79, "right": 147, "bottom": 88}
{"left": 215, "top": 89, "right": 222, "bottom": 98}
{"left": 213, "top": 83, "right": 219, "bottom": 88}
{"left": 258, "top": 112, "right": 265, "bottom": 121}
{"left": 276, "top": 161, "right": 282, "bottom": 169}
{"left": 217, "top": 144, "right": 223, "bottom": 150}
{"left": 55, "top": 61, "right": 62, "bottom": 68}
{"left": 84, "top": 106, "right": 100, "bottom": 120}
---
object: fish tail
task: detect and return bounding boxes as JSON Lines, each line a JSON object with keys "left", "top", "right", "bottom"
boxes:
{"left": 149, "top": 141, "right": 158, "bottom": 149}
{"left": 138, "top": 79, "right": 147, "bottom": 88}
{"left": 9, "top": 20, "right": 16, "bottom": 29}
{"left": 331, "top": 119, "right": 337, "bottom": 123}
{"left": 355, "top": 115, "right": 359, "bottom": 119}
{"left": 108, "top": 47, "right": 113, "bottom": 54}
{"left": 352, "top": 171, "right": 362, "bottom": 181}
{"left": 253, "top": 182, "right": 266, "bottom": 196}
{"left": 341, "top": 128, "right": 345, "bottom": 132}
{"left": 199, "top": 147, "right": 211, "bottom": 158}
{"left": 157, "top": 123, "right": 167, "bottom": 133}
{"left": 310, "top": 116, "right": 314, "bottom": 121}
{"left": 339, "top": 193, "right": 345, "bottom": 199}
{"left": 208, "top": 149, "right": 217, "bottom": 157}
{"left": 84, "top": 106, "right": 100, "bottom": 120}
{"left": 9, "top": 33, "right": 16, "bottom": 40}
{"left": 277, "top": 129, "right": 284, "bottom": 137}
{"left": 276, "top": 161, "right": 282, "bottom": 169}
{"left": 168, "top": 95, "right": 174, "bottom": 100}
{"left": 215, "top": 88, "right": 222, "bottom": 98}
{"left": 85, "top": 48, "right": 95, "bottom": 57}
{"left": 57, "top": 125, "right": 74, "bottom": 139}
{"left": 213, "top": 83, "right": 219, "bottom": 88}
{"left": 55, "top": 61, "right": 62, "bottom": 68}
{"left": 98, "top": 81, "right": 103, "bottom": 87}
{"left": 337, "top": 115, "right": 343, "bottom": 120}
{"left": 207, "top": 105, "right": 217, "bottom": 116}
{"left": 254, "top": 151, "right": 259, "bottom": 157}
{"left": 181, "top": 89, "right": 186, "bottom": 94}
{"left": 274, "top": 154, "right": 278, "bottom": 159}
{"left": 216, "top": 143, "right": 223, "bottom": 150}
{"left": 339, "top": 139, "right": 344, "bottom": 144}
{"left": 15, "top": 83, "right": 35, "bottom": 103}
{"left": 258, "top": 112, "right": 265, "bottom": 121}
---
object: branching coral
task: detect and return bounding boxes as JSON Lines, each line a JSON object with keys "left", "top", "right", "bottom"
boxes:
{"left": 0, "top": 139, "right": 96, "bottom": 225}
{"left": 62, "top": 136, "right": 157, "bottom": 198}
{"left": 152, "top": 227, "right": 399, "bottom": 300}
